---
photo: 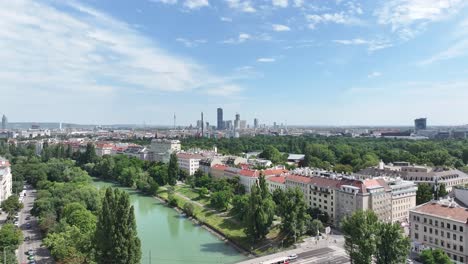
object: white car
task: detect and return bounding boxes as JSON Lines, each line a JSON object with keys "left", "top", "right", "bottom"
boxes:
{"left": 14, "top": 221, "right": 19, "bottom": 227}
{"left": 288, "top": 254, "right": 298, "bottom": 260}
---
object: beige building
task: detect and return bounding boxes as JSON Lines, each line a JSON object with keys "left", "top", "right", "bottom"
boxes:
{"left": 410, "top": 200, "right": 468, "bottom": 264}
{"left": 358, "top": 161, "right": 468, "bottom": 192}
{"left": 284, "top": 174, "right": 416, "bottom": 226}
{"left": 0, "top": 157, "right": 12, "bottom": 203}
{"left": 266, "top": 175, "right": 286, "bottom": 193}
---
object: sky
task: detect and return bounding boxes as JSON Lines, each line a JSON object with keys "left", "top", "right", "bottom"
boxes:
{"left": 1, "top": 0, "right": 468, "bottom": 126}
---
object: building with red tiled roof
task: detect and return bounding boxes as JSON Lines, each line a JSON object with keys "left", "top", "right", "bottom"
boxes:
{"left": 177, "top": 152, "right": 203, "bottom": 176}
{"left": 266, "top": 175, "right": 286, "bottom": 192}
{"left": 409, "top": 200, "right": 468, "bottom": 263}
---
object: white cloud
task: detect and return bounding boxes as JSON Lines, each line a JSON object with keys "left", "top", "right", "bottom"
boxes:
{"left": 333, "top": 38, "right": 393, "bottom": 52}
{"left": 220, "top": 16, "right": 232, "bottom": 22}
{"left": 306, "top": 12, "right": 363, "bottom": 29}
{"left": 222, "top": 33, "right": 251, "bottom": 44}
{"left": 293, "top": 0, "right": 304, "bottom": 7}
{"left": 257, "top": 57, "right": 275, "bottom": 62}
{"left": 150, "top": 0, "right": 178, "bottom": 4}
{"left": 176, "top": 38, "right": 207, "bottom": 47}
{"left": 184, "top": 0, "right": 209, "bottom": 9}
{"left": 272, "top": 0, "right": 288, "bottom": 8}
{"left": 368, "top": 71, "right": 382, "bottom": 78}
{"left": 0, "top": 0, "right": 240, "bottom": 106}
{"left": 272, "top": 24, "right": 291, "bottom": 31}
{"left": 375, "top": 0, "right": 465, "bottom": 39}
{"left": 225, "top": 0, "right": 256, "bottom": 13}
{"left": 420, "top": 39, "right": 468, "bottom": 64}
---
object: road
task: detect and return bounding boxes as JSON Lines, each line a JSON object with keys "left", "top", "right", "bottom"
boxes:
{"left": 236, "top": 244, "right": 349, "bottom": 264}
{"left": 17, "top": 186, "right": 54, "bottom": 264}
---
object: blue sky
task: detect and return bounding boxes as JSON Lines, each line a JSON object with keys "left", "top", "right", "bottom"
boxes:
{"left": 1, "top": 0, "right": 468, "bottom": 126}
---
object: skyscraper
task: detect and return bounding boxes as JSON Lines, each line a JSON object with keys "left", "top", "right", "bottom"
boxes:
{"left": 1, "top": 115, "right": 7, "bottom": 130}
{"left": 217, "top": 108, "right": 223, "bottom": 130}
{"left": 234, "top": 113, "right": 240, "bottom": 130}
{"left": 414, "top": 118, "right": 427, "bottom": 131}
{"left": 201, "top": 112, "right": 204, "bottom": 136}
{"left": 254, "top": 118, "right": 259, "bottom": 129}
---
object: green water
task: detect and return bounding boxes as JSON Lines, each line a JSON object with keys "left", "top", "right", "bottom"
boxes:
{"left": 92, "top": 179, "right": 247, "bottom": 264}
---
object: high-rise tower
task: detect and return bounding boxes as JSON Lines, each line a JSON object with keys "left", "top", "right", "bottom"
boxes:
{"left": 1, "top": 115, "right": 7, "bottom": 130}
{"left": 217, "top": 108, "right": 223, "bottom": 130}
{"left": 201, "top": 112, "right": 204, "bottom": 136}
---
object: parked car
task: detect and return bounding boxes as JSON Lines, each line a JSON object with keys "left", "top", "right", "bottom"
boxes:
{"left": 28, "top": 249, "right": 34, "bottom": 255}
{"left": 26, "top": 216, "right": 31, "bottom": 220}
{"left": 288, "top": 254, "right": 298, "bottom": 260}
{"left": 26, "top": 222, "right": 31, "bottom": 228}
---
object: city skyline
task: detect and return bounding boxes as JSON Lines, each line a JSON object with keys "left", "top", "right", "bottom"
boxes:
{"left": 2, "top": 1, "right": 468, "bottom": 125}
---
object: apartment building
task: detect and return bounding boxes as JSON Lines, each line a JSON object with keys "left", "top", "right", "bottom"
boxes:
{"left": 177, "top": 153, "right": 203, "bottom": 176}
{"left": 410, "top": 200, "right": 468, "bottom": 264}
{"left": 0, "top": 157, "right": 12, "bottom": 203}
{"left": 266, "top": 175, "right": 286, "bottom": 193}
{"left": 389, "top": 179, "right": 417, "bottom": 223}
{"left": 150, "top": 139, "right": 181, "bottom": 163}
{"left": 358, "top": 161, "right": 468, "bottom": 192}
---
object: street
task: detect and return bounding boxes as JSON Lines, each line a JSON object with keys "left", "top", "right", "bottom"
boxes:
{"left": 236, "top": 235, "right": 349, "bottom": 264}
{"left": 17, "top": 186, "right": 53, "bottom": 264}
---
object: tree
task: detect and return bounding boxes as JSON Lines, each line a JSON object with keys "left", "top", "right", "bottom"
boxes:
{"left": 210, "top": 190, "right": 232, "bottom": 211}
{"left": 1, "top": 195, "right": 23, "bottom": 216}
{"left": 307, "top": 219, "right": 324, "bottom": 236}
{"left": 374, "top": 222, "right": 410, "bottom": 264}
{"left": 183, "top": 202, "right": 195, "bottom": 217}
{"left": 277, "top": 188, "right": 310, "bottom": 240}
{"left": 95, "top": 188, "right": 141, "bottom": 264}
{"left": 420, "top": 249, "right": 452, "bottom": 264}
{"left": 417, "top": 183, "right": 433, "bottom": 205}
{"left": 307, "top": 207, "right": 330, "bottom": 225}
{"left": 230, "top": 195, "right": 249, "bottom": 221}
{"left": 199, "top": 187, "right": 209, "bottom": 199}
{"left": 167, "top": 153, "right": 179, "bottom": 185}
{"left": 245, "top": 183, "right": 275, "bottom": 242}
{"left": 259, "top": 145, "right": 285, "bottom": 164}
{"left": 437, "top": 183, "right": 448, "bottom": 198}
{"left": 341, "top": 210, "right": 378, "bottom": 264}
{"left": 79, "top": 143, "right": 97, "bottom": 165}
{"left": 0, "top": 223, "right": 23, "bottom": 249}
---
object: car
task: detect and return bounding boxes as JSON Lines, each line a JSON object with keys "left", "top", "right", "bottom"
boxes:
{"left": 26, "top": 216, "right": 31, "bottom": 220}
{"left": 406, "top": 259, "right": 414, "bottom": 264}
{"left": 28, "top": 249, "right": 34, "bottom": 255}
{"left": 28, "top": 261, "right": 36, "bottom": 264}
{"left": 26, "top": 222, "right": 31, "bottom": 228}
{"left": 14, "top": 222, "right": 19, "bottom": 227}
{"left": 28, "top": 255, "right": 35, "bottom": 260}
{"left": 287, "top": 254, "right": 298, "bottom": 260}
{"left": 25, "top": 236, "right": 31, "bottom": 241}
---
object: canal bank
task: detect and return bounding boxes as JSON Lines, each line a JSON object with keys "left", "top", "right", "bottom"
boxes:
{"left": 92, "top": 179, "right": 247, "bottom": 264}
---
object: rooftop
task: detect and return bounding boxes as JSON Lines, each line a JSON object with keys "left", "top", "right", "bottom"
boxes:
{"left": 411, "top": 201, "right": 468, "bottom": 223}
{"left": 267, "top": 175, "right": 286, "bottom": 184}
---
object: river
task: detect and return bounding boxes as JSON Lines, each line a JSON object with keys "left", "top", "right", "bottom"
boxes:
{"left": 92, "top": 179, "right": 247, "bottom": 264}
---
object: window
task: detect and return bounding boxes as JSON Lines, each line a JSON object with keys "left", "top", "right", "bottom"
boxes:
{"left": 424, "top": 226, "right": 427, "bottom": 232}
{"left": 460, "top": 257, "right": 464, "bottom": 262}
{"left": 415, "top": 224, "right": 419, "bottom": 230}
{"left": 414, "top": 233, "right": 419, "bottom": 239}
{"left": 441, "top": 231, "right": 444, "bottom": 237}
{"left": 435, "top": 229, "right": 438, "bottom": 235}
{"left": 429, "top": 228, "right": 433, "bottom": 234}
{"left": 453, "top": 234, "right": 456, "bottom": 240}
{"left": 447, "top": 243, "right": 451, "bottom": 249}
{"left": 460, "top": 226, "right": 464, "bottom": 232}
{"left": 461, "top": 246, "right": 464, "bottom": 252}
{"left": 424, "top": 218, "right": 427, "bottom": 223}
{"left": 423, "top": 235, "right": 427, "bottom": 242}
{"left": 435, "top": 238, "right": 439, "bottom": 245}
{"left": 441, "top": 240, "right": 445, "bottom": 246}
{"left": 453, "top": 245, "right": 457, "bottom": 251}
{"left": 447, "top": 223, "right": 451, "bottom": 229}
{"left": 435, "top": 220, "right": 438, "bottom": 227}
{"left": 447, "top": 232, "right": 450, "bottom": 239}
{"left": 453, "top": 224, "right": 457, "bottom": 231}
{"left": 429, "top": 219, "right": 433, "bottom": 225}
{"left": 441, "top": 222, "right": 445, "bottom": 228}
{"left": 460, "top": 236, "right": 463, "bottom": 242}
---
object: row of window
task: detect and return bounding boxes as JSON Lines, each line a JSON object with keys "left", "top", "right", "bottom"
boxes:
{"left": 415, "top": 233, "right": 464, "bottom": 253}
{"left": 413, "top": 216, "right": 464, "bottom": 232}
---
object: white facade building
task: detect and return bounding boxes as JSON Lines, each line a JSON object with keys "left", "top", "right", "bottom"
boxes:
{"left": 0, "top": 157, "right": 13, "bottom": 203}
{"left": 150, "top": 139, "right": 181, "bottom": 163}
{"left": 177, "top": 153, "right": 202, "bottom": 175}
